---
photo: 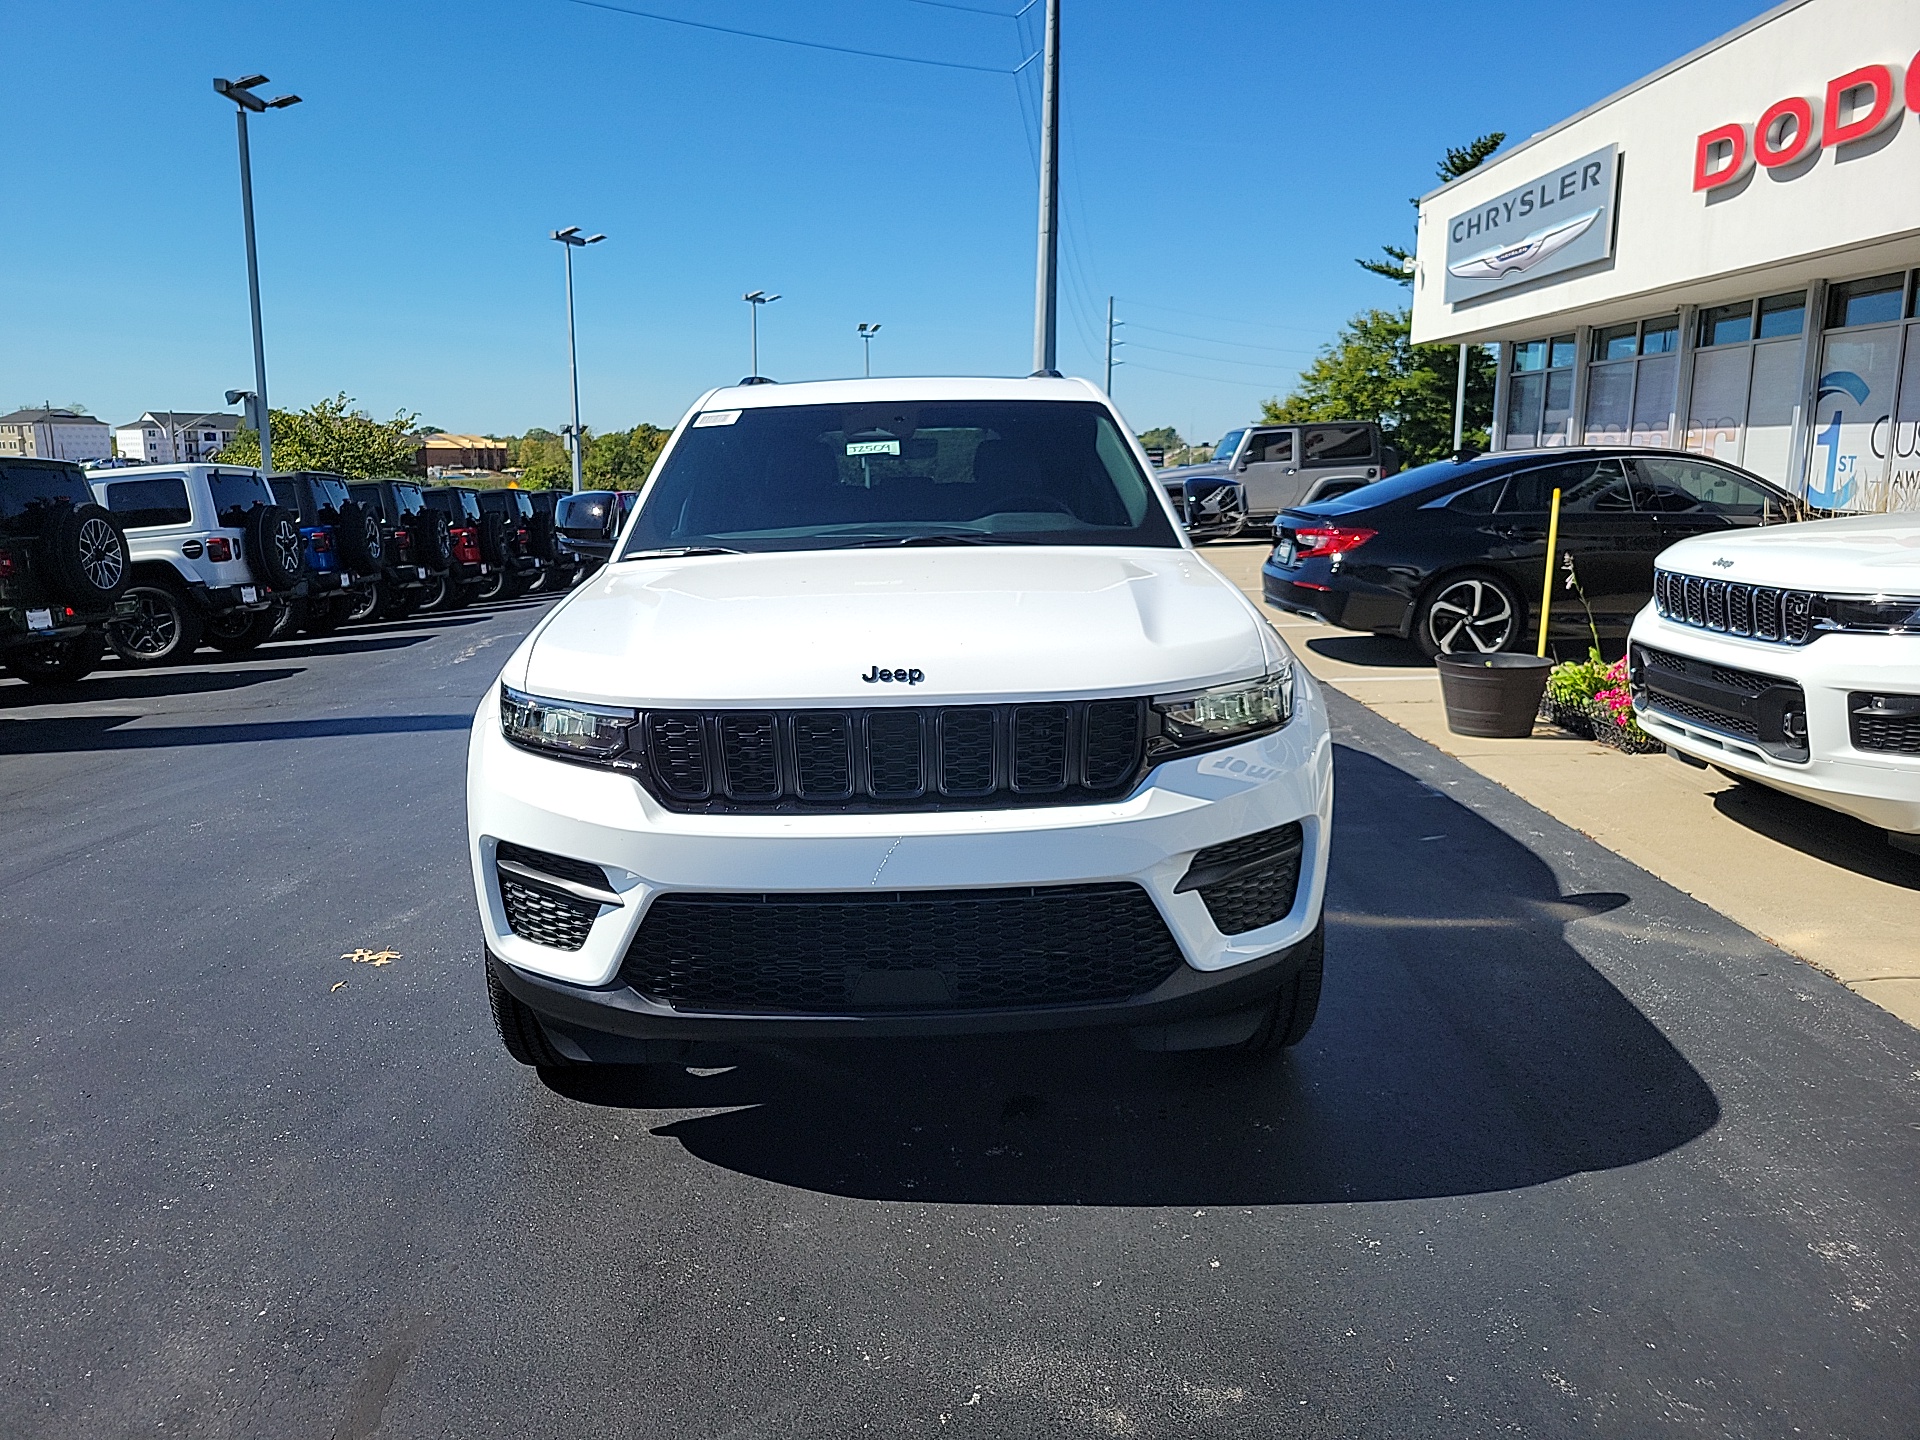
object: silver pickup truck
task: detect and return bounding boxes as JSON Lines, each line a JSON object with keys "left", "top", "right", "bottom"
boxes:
{"left": 1159, "top": 421, "right": 1397, "bottom": 538}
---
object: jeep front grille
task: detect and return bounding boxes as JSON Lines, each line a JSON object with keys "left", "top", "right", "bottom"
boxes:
{"left": 619, "top": 883, "right": 1183, "bottom": 1014}
{"left": 632, "top": 699, "right": 1148, "bottom": 813}
{"left": 1653, "top": 569, "right": 1813, "bottom": 645}
{"left": 1631, "top": 643, "right": 1808, "bottom": 762}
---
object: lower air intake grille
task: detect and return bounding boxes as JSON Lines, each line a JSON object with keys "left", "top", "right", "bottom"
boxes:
{"left": 496, "top": 842, "right": 609, "bottom": 951}
{"left": 1850, "top": 694, "right": 1920, "bottom": 755}
{"left": 620, "top": 884, "right": 1184, "bottom": 1014}
{"left": 1178, "top": 823, "right": 1304, "bottom": 935}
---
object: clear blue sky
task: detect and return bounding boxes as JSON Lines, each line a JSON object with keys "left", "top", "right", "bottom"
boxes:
{"left": 4, "top": 0, "right": 1763, "bottom": 448}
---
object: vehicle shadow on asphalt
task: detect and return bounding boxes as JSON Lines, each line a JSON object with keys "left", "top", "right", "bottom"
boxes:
{"left": 0, "top": 666, "right": 304, "bottom": 708}
{"left": 1711, "top": 778, "right": 1920, "bottom": 891}
{"left": 1305, "top": 635, "right": 1431, "bottom": 668}
{"left": 543, "top": 743, "right": 1721, "bottom": 1205}
{"left": 0, "top": 711, "right": 473, "bottom": 754}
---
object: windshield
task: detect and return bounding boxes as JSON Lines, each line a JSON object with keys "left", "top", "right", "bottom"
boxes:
{"left": 1212, "top": 429, "right": 1246, "bottom": 463}
{"left": 623, "top": 400, "right": 1176, "bottom": 555}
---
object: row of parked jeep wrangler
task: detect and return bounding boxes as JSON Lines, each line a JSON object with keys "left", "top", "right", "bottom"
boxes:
{"left": 0, "top": 458, "right": 637, "bottom": 685}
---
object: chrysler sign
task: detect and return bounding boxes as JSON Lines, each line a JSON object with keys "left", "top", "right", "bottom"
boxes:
{"left": 1442, "top": 145, "right": 1618, "bottom": 303}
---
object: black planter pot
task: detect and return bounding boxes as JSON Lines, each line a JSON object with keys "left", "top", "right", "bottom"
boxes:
{"left": 1436, "top": 653, "right": 1554, "bottom": 738}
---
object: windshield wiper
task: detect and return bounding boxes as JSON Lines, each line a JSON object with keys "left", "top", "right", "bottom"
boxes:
{"left": 837, "top": 533, "right": 1011, "bottom": 549}
{"left": 621, "top": 546, "right": 744, "bottom": 560}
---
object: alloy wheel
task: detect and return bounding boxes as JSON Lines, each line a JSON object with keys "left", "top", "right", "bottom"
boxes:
{"left": 115, "top": 590, "right": 179, "bottom": 658}
{"left": 1425, "top": 578, "right": 1515, "bottom": 655}
{"left": 78, "top": 517, "right": 125, "bottom": 591}
{"left": 272, "top": 519, "right": 304, "bottom": 577}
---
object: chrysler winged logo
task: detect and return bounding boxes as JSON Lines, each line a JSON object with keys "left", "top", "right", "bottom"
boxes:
{"left": 1447, "top": 209, "right": 1601, "bottom": 281}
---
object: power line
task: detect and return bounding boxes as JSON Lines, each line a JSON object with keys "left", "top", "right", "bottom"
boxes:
{"left": 1125, "top": 360, "right": 1292, "bottom": 391}
{"left": 907, "top": 0, "right": 1036, "bottom": 15}
{"left": 1117, "top": 296, "right": 1330, "bottom": 336}
{"left": 1126, "top": 321, "right": 1316, "bottom": 355}
{"left": 1128, "top": 340, "right": 1311, "bottom": 369}
{"left": 569, "top": 0, "right": 1038, "bottom": 73}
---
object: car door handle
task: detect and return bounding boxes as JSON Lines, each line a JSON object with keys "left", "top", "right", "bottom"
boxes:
{"left": 1493, "top": 525, "right": 1546, "bottom": 540}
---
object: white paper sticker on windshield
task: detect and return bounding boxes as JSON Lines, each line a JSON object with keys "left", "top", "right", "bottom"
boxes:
{"left": 693, "top": 410, "right": 742, "bottom": 427}
{"left": 846, "top": 439, "right": 900, "bottom": 456}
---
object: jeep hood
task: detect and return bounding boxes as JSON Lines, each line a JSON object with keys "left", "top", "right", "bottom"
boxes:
{"left": 1659, "top": 514, "right": 1920, "bottom": 594}
{"left": 514, "top": 547, "right": 1276, "bottom": 707}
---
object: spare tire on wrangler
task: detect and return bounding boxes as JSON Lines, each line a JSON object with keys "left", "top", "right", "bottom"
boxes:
{"left": 246, "top": 505, "right": 306, "bottom": 589}
{"left": 478, "top": 510, "right": 510, "bottom": 566}
{"left": 44, "top": 503, "right": 129, "bottom": 606}
{"left": 527, "top": 509, "right": 559, "bottom": 563}
{"left": 332, "top": 500, "right": 383, "bottom": 571}
{"left": 409, "top": 507, "right": 453, "bottom": 568}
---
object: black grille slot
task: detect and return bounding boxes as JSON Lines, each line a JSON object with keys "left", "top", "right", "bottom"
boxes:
{"left": 721, "top": 713, "right": 780, "bottom": 798}
{"left": 1654, "top": 692, "right": 1760, "bottom": 740}
{"left": 794, "top": 713, "right": 852, "bottom": 798}
{"left": 496, "top": 841, "right": 609, "bottom": 891}
{"left": 648, "top": 713, "right": 709, "bottom": 799}
{"left": 939, "top": 708, "right": 997, "bottom": 795}
{"left": 1653, "top": 570, "right": 1816, "bottom": 647}
{"left": 1850, "top": 694, "right": 1920, "bottom": 755}
{"left": 1084, "top": 700, "right": 1144, "bottom": 789}
{"left": 1012, "top": 705, "right": 1070, "bottom": 792}
{"left": 866, "top": 709, "right": 925, "bottom": 797}
{"left": 1177, "top": 823, "right": 1304, "bottom": 935}
{"left": 620, "top": 884, "right": 1184, "bottom": 1014}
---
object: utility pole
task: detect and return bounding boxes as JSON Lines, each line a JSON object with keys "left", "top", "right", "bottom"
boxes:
{"left": 1104, "top": 296, "right": 1123, "bottom": 394}
{"left": 743, "top": 291, "right": 780, "bottom": 378}
{"left": 1452, "top": 343, "right": 1469, "bottom": 455}
{"left": 214, "top": 75, "right": 300, "bottom": 476}
{"left": 1030, "top": 0, "right": 1061, "bottom": 376}
{"left": 552, "top": 227, "right": 605, "bottom": 493}
{"left": 858, "top": 322, "right": 882, "bottom": 378}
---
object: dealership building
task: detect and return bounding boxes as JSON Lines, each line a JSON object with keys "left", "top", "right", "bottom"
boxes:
{"left": 1409, "top": 0, "right": 1920, "bottom": 511}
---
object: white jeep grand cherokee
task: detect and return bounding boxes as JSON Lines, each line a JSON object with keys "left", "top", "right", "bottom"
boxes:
{"left": 467, "top": 377, "right": 1333, "bottom": 1070}
{"left": 1630, "top": 513, "right": 1920, "bottom": 842}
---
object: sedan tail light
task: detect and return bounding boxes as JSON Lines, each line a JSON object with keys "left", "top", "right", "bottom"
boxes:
{"left": 1293, "top": 525, "right": 1377, "bottom": 558}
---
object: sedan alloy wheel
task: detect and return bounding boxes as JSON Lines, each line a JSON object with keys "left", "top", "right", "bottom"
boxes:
{"left": 1420, "top": 576, "right": 1518, "bottom": 656}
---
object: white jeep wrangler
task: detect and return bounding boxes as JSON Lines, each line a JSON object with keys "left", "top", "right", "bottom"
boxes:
{"left": 468, "top": 377, "right": 1334, "bottom": 1070}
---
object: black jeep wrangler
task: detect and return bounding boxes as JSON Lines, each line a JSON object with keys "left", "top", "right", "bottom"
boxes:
{"left": 269, "top": 471, "right": 384, "bottom": 635}
{"left": 473, "top": 488, "right": 548, "bottom": 601}
{"left": 0, "top": 458, "right": 133, "bottom": 685}
{"left": 347, "top": 478, "right": 453, "bottom": 621}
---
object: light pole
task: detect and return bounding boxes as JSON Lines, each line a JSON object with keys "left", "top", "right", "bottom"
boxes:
{"left": 552, "top": 226, "right": 605, "bottom": 494}
{"left": 1104, "top": 296, "right": 1123, "bottom": 394}
{"left": 857, "top": 322, "right": 882, "bottom": 378}
{"left": 743, "top": 291, "right": 780, "bottom": 379}
{"left": 213, "top": 75, "right": 300, "bottom": 476}
{"left": 1031, "top": 0, "right": 1061, "bottom": 376}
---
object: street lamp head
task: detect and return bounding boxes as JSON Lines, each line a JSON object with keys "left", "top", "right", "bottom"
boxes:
{"left": 266, "top": 94, "right": 301, "bottom": 109}
{"left": 554, "top": 225, "right": 581, "bottom": 239}
{"left": 585, "top": 234, "right": 606, "bottom": 245}
{"left": 214, "top": 77, "right": 268, "bottom": 112}
{"left": 231, "top": 74, "right": 269, "bottom": 90}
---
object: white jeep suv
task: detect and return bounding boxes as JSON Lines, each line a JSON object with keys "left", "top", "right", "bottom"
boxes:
{"left": 1630, "top": 513, "right": 1920, "bottom": 842}
{"left": 468, "top": 377, "right": 1334, "bottom": 1069}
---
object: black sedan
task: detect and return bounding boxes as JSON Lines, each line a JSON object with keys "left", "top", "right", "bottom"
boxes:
{"left": 1261, "top": 447, "right": 1803, "bottom": 657}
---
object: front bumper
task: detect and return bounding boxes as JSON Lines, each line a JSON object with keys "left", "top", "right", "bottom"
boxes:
{"left": 1629, "top": 608, "right": 1920, "bottom": 833}
{"left": 468, "top": 675, "right": 1335, "bottom": 1037}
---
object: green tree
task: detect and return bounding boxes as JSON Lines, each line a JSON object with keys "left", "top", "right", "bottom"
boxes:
{"left": 584, "top": 424, "right": 670, "bottom": 489}
{"left": 1136, "top": 425, "right": 1183, "bottom": 454}
{"left": 515, "top": 432, "right": 571, "bottom": 489}
{"left": 1265, "top": 136, "right": 1507, "bottom": 464}
{"left": 215, "top": 393, "right": 422, "bottom": 477}
{"left": 1356, "top": 132, "right": 1506, "bottom": 283}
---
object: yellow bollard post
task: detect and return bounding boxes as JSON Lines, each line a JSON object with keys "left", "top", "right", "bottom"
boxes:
{"left": 1536, "top": 487, "right": 1562, "bottom": 657}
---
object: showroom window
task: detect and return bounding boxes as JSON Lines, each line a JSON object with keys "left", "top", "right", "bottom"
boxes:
{"left": 1683, "top": 291, "right": 1806, "bottom": 484}
{"left": 1812, "top": 269, "right": 1920, "bottom": 512}
{"left": 1584, "top": 315, "right": 1681, "bottom": 447}
{"left": 1502, "top": 334, "right": 1576, "bottom": 449}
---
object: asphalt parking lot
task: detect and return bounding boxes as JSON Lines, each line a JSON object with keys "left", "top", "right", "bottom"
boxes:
{"left": 4, "top": 596, "right": 1919, "bottom": 1437}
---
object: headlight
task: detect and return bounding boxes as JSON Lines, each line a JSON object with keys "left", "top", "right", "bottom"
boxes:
{"left": 500, "top": 685, "right": 639, "bottom": 767}
{"left": 1817, "top": 595, "right": 1920, "bottom": 634}
{"left": 1150, "top": 662, "right": 1293, "bottom": 756}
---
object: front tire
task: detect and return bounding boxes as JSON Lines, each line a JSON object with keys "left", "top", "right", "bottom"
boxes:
{"left": 107, "top": 578, "right": 204, "bottom": 665}
{"left": 1230, "top": 920, "right": 1325, "bottom": 1055}
{"left": 1414, "top": 571, "right": 1524, "bottom": 659}
{"left": 487, "top": 964, "right": 572, "bottom": 1068}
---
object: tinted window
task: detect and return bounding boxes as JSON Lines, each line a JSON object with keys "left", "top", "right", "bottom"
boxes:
{"left": 424, "top": 489, "right": 481, "bottom": 522}
{"left": 1698, "top": 303, "right": 1752, "bottom": 347}
{"left": 1499, "top": 459, "right": 1635, "bottom": 513}
{"left": 1757, "top": 292, "right": 1806, "bottom": 338}
{"left": 1827, "top": 274, "right": 1905, "bottom": 329}
{"left": 307, "top": 476, "right": 351, "bottom": 515}
{"left": 1303, "top": 424, "right": 1376, "bottom": 466}
{"left": 1244, "top": 430, "right": 1293, "bottom": 464}
{"left": 209, "top": 471, "right": 272, "bottom": 523}
{"left": 1640, "top": 317, "right": 1680, "bottom": 355}
{"left": 1445, "top": 479, "right": 1504, "bottom": 514}
{"left": 101, "top": 477, "right": 192, "bottom": 528}
{"left": 1633, "top": 458, "right": 1772, "bottom": 517}
{"left": 389, "top": 483, "right": 424, "bottom": 516}
{"left": 1594, "top": 324, "right": 1638, "bottom": 360}
{"left": 626, "top": 400, "right": 1176, "bottom": 554}
{"left": 0, "top": 462, "right": 91, "bottom": 523}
